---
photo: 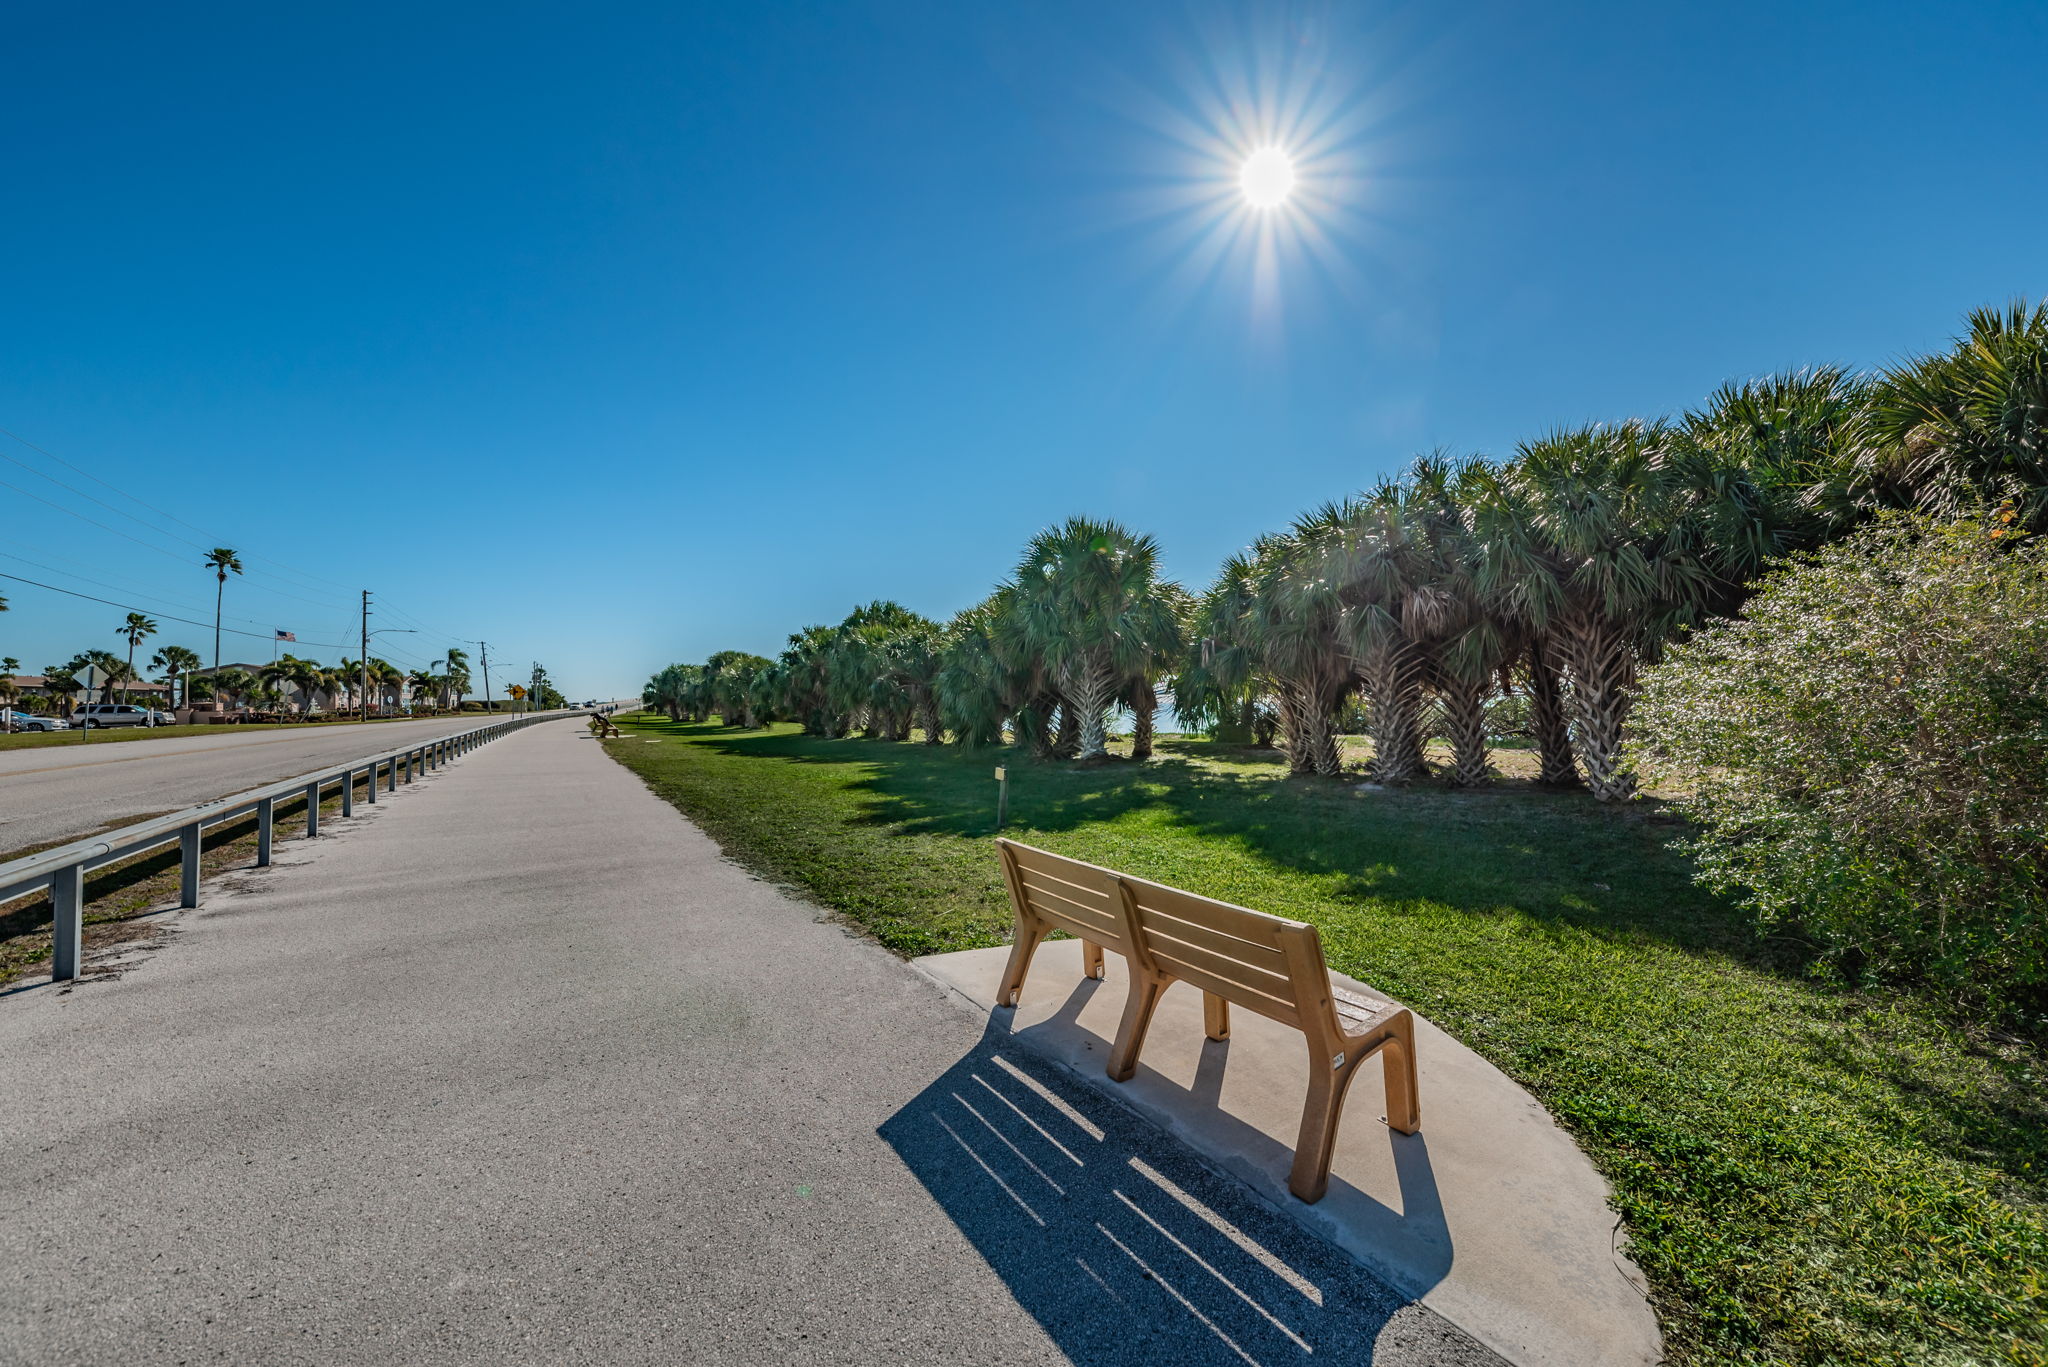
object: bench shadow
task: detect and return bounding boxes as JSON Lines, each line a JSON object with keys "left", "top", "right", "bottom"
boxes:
{"left": 879, "top": 1008, "right": 1450, "bottom": 1366}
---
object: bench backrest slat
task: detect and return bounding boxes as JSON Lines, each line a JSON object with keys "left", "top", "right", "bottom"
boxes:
{"left": 1000, "top": 841, "right": 1134, "bottom": 956}
{"left": 1119, "top": 876, "right": 1310, "bottom": 1028}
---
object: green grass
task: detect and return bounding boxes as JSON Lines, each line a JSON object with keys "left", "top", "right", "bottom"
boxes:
{"left": 603, "top": 716, "right": 2046, "bottom": 1367}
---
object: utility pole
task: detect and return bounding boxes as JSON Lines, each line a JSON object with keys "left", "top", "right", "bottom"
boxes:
{"left": 530, "top": 663, "right": 543, "bottom": 714}
{"left": 360, "top": 590, "right": 371, "bottom": 724}
{"left": 478, "top": 641, "right": 493, "bottom": 714}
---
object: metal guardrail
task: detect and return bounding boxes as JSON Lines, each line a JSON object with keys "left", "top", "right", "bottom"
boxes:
{"left": 1, "top": 703, "right": 629, "bottom": 982}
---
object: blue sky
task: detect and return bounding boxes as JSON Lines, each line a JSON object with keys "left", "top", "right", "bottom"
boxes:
{"left": 3, "top": 1, "right": 2044, "bottom": 700}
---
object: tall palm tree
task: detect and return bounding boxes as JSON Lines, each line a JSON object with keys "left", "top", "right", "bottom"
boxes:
{"left": 1004, "top": 518, "right": 1184, "bottom": 761}
{"left": 203, "top": 548, "right": 242, "bottom": 670}
{"left": 118, "top": 612, "right": 158, "bottom": 705}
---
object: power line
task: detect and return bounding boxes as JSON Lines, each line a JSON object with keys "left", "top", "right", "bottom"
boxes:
{"left": 0, "top": 571, "right": 355, "bottom": 650}
{"left": 0, "top": 423, "right": 364, "bottom": 600}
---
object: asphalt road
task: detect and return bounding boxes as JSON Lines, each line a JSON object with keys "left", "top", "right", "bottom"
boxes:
{"left": 0, "top": 718, "right": 1498, "bottom": 1366}
{"left": 0, "top": 708, "right": 615, "bottom": 856}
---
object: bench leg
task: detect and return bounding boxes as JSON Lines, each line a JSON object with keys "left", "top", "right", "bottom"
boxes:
{"left": 1381, "top": 1016, "right": 1421, "bottom": 1135}
{"left": 1203, "top": 993, "right": 1231, "bottom": 1041}
{"left": 1289, "top": 1049, "right": 1367, "bottom": 1204}
{"left": 995, "top": 916, "right": 1050, "bottom": 1008}
{"left": 1106, "top": 973, "right": 1168, "bottom": 1083}
{"left": 1081, "top": 940, "right": 1105, "bottom": 980}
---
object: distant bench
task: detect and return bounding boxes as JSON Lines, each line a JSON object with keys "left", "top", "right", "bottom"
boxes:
{"left": 994, "top": 837, "right": 1420, "bottom": 1204}
{"left": 589, "top": 714, "right": 622, "bottom": 739}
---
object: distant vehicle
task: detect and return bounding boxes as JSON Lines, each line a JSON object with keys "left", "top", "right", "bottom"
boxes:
{"left": 74, "top": 704, "right": 157, "bottom": 728}
{"left": 6, "top": 710, "right": 68, "bottom": 732}
{"left": 148, "top": 709, "right": 177, "bottom": 725}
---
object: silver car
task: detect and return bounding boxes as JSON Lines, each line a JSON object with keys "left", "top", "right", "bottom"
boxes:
{"left": 5, "top": 710, "right": 68, "bottom": 732}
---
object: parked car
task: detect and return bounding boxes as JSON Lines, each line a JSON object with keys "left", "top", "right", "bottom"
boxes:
{"left": 5, "top": 710, "right": 69, "bottom": 732}
{"left": 73, "top": 704, "right": 158, "bottom": 728}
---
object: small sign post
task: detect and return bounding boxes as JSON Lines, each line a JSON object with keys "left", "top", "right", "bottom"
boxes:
{"left": 72, "top": 664, "right": 104, "bottom": 743}
{"left": 994, "top": 765, "right": 1008, "bottom": 831}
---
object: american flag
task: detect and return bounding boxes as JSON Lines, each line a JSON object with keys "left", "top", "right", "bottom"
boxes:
{"left": 275, "top": 629, "right": 296, "bottom": 642}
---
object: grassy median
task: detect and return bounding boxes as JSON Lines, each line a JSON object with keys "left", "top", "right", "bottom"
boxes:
{"left": 602, "top": 714, "right": 2046, "bottom": 1367}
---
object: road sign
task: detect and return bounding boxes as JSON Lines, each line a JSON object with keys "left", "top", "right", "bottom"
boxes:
{"left": 72, "top": 664, "right": 104, "bottom": 690}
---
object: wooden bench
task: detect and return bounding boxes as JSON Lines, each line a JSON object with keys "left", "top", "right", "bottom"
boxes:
{"left": 994, "top": 838, "right": 1420, "bottom": 1204}
{"left": 589, "top": 714, "right": 623, "bottom": 739}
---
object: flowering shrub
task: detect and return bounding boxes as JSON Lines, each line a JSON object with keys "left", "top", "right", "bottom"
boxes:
{"left": 1631, "top": 510, "right": 2048, "bottom": 1020}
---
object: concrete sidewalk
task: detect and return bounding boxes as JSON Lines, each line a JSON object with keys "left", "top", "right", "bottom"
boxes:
{"left": 0, "top": 719, "right": 1501, "bottom": 1366}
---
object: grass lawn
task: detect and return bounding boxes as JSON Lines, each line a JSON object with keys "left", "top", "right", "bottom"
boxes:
{"left": 603, "top": 715, "right": 2046, "bottom": 1367}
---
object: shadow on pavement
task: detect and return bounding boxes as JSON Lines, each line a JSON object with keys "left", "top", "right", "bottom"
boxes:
{"left": 879, "top": 1018, "right": 1478, "bottom": 1366}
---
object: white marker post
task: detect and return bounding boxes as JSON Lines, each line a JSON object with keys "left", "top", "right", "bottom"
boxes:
{"left": 995, "top": 765, "right": 1008, "bottom": 831}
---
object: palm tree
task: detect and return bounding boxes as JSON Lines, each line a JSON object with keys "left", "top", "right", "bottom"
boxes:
{"left": 1185, "top": 531, "right": 1353, "bottom": 777}
{"left": 1004, "top": 518, "right": 1184, "bottom": 761}
{"left": 151, "top": 645, "right": 202, "bottom": 709}
{"left": 0, "top": 656, "right": 19, "bottom": 730}
{"left": 203, "top": 548, "right": 242, "bottom": 670}
{"left": 1864, "top": 299, "right": 2048, "bottom": 532}
{"left": 440, "top": 648, "right": 472, "bottom": 710}
{"left": 117, "top": 612, "right": 158, "bottom": 705}
{"left": 1470, "top": 422, "right": 1729, "bottom": 801}
{"left": 210, "top": 668, "right": 255, "bottom": 712}
{"left": 42, "top": 664, "right": 83, "bottom": 717}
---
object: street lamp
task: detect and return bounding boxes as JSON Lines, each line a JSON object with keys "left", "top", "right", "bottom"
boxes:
{"left": 362, "top": 628, "right": 418, "bottom": 722}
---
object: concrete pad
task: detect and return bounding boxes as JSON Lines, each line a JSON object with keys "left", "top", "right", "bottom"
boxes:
{"left": 912, "top": 941, "right": 1661, "bottom": 1367}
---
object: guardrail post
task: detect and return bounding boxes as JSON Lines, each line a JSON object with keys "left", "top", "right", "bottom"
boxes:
{"left": 385, "top": 757, "right": 396, "bottom": 793}
{"left": 341, "top": 767, "right": 354, "bottom": 817}
{"left": 304, "top": 781, "right": 321, "bottom": 838}
{"left": 256, "top": 797, "right": 275, "bottom": 867}
{"left": 52, "top": 863, "right": 84, "bottom": 981}
{"left": 367, "top": 760, "right": 379, "bottom": 801}
{"left": 180, "top": 823, "right": 202, "bottom": 907}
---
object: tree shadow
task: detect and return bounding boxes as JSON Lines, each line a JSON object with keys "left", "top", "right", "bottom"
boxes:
{"left": 877, "top": 1018, "right": 1490, "bottom": 1366}
{"left": 648, "top": 718, "right": 1778, "bottom": 971}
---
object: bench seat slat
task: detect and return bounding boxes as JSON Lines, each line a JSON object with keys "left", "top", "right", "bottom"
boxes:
{"left": 1130, "top": 907, "right": 1290, "bottom": 974}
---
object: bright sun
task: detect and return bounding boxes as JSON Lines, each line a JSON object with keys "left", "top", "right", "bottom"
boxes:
{"left": 1239, "top": 147, "right": 1296, "bottom": 209}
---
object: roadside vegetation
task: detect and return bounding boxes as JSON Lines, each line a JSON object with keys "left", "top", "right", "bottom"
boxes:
{"left": 604, "top": 716, "right": 2046, "bottom": 1366}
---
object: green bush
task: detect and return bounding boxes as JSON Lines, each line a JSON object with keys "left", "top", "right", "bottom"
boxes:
{"left": 1632, "top": 510, "right": 2048, "bottom": 1021}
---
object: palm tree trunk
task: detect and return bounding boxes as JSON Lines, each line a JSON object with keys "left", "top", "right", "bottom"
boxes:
{"left": 213, "top": 577, "right": 224, "bottom": 671}
{"left": 1276, "top": 679, "right": 1342, "bottom": 776}
{"left": 1131, "top": 686, "right": 1155, "bottom": 761}
{"left": 1556, "top": 613, "right": 1637, "bottom": 801}
{"left": 1060, "top": 658, "right": 1117, "bottom": 760}
{"left": 1438, "top": 674, "right": 1491, "bottom": 786}
{"left": 920, "top": 694, "right": 943, "bottom": 744}
{"left": 1358, "top": 642, "right": 1428, "bottom": 782}
{"left": 1052, "top": 702, "right": 1080, "bottom": 759}
{"left": 1527, "top": 636, "right": 1579, "bottom": 787}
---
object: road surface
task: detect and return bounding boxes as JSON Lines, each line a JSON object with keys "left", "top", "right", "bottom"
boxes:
{"left": 0, "top": 708, "right": 617, "bottom": 856}
{"left": 0, "top": 718, "right": 1496, "bottom": 1366}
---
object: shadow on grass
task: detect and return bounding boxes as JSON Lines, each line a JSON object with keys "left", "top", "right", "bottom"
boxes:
{"left": 629, "top": 717, "right": 1781, "bottom": 973}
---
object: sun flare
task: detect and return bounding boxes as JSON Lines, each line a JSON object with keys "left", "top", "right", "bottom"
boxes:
{"left": 1238, "top": 147, "right": 1296, "bottom": 209}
